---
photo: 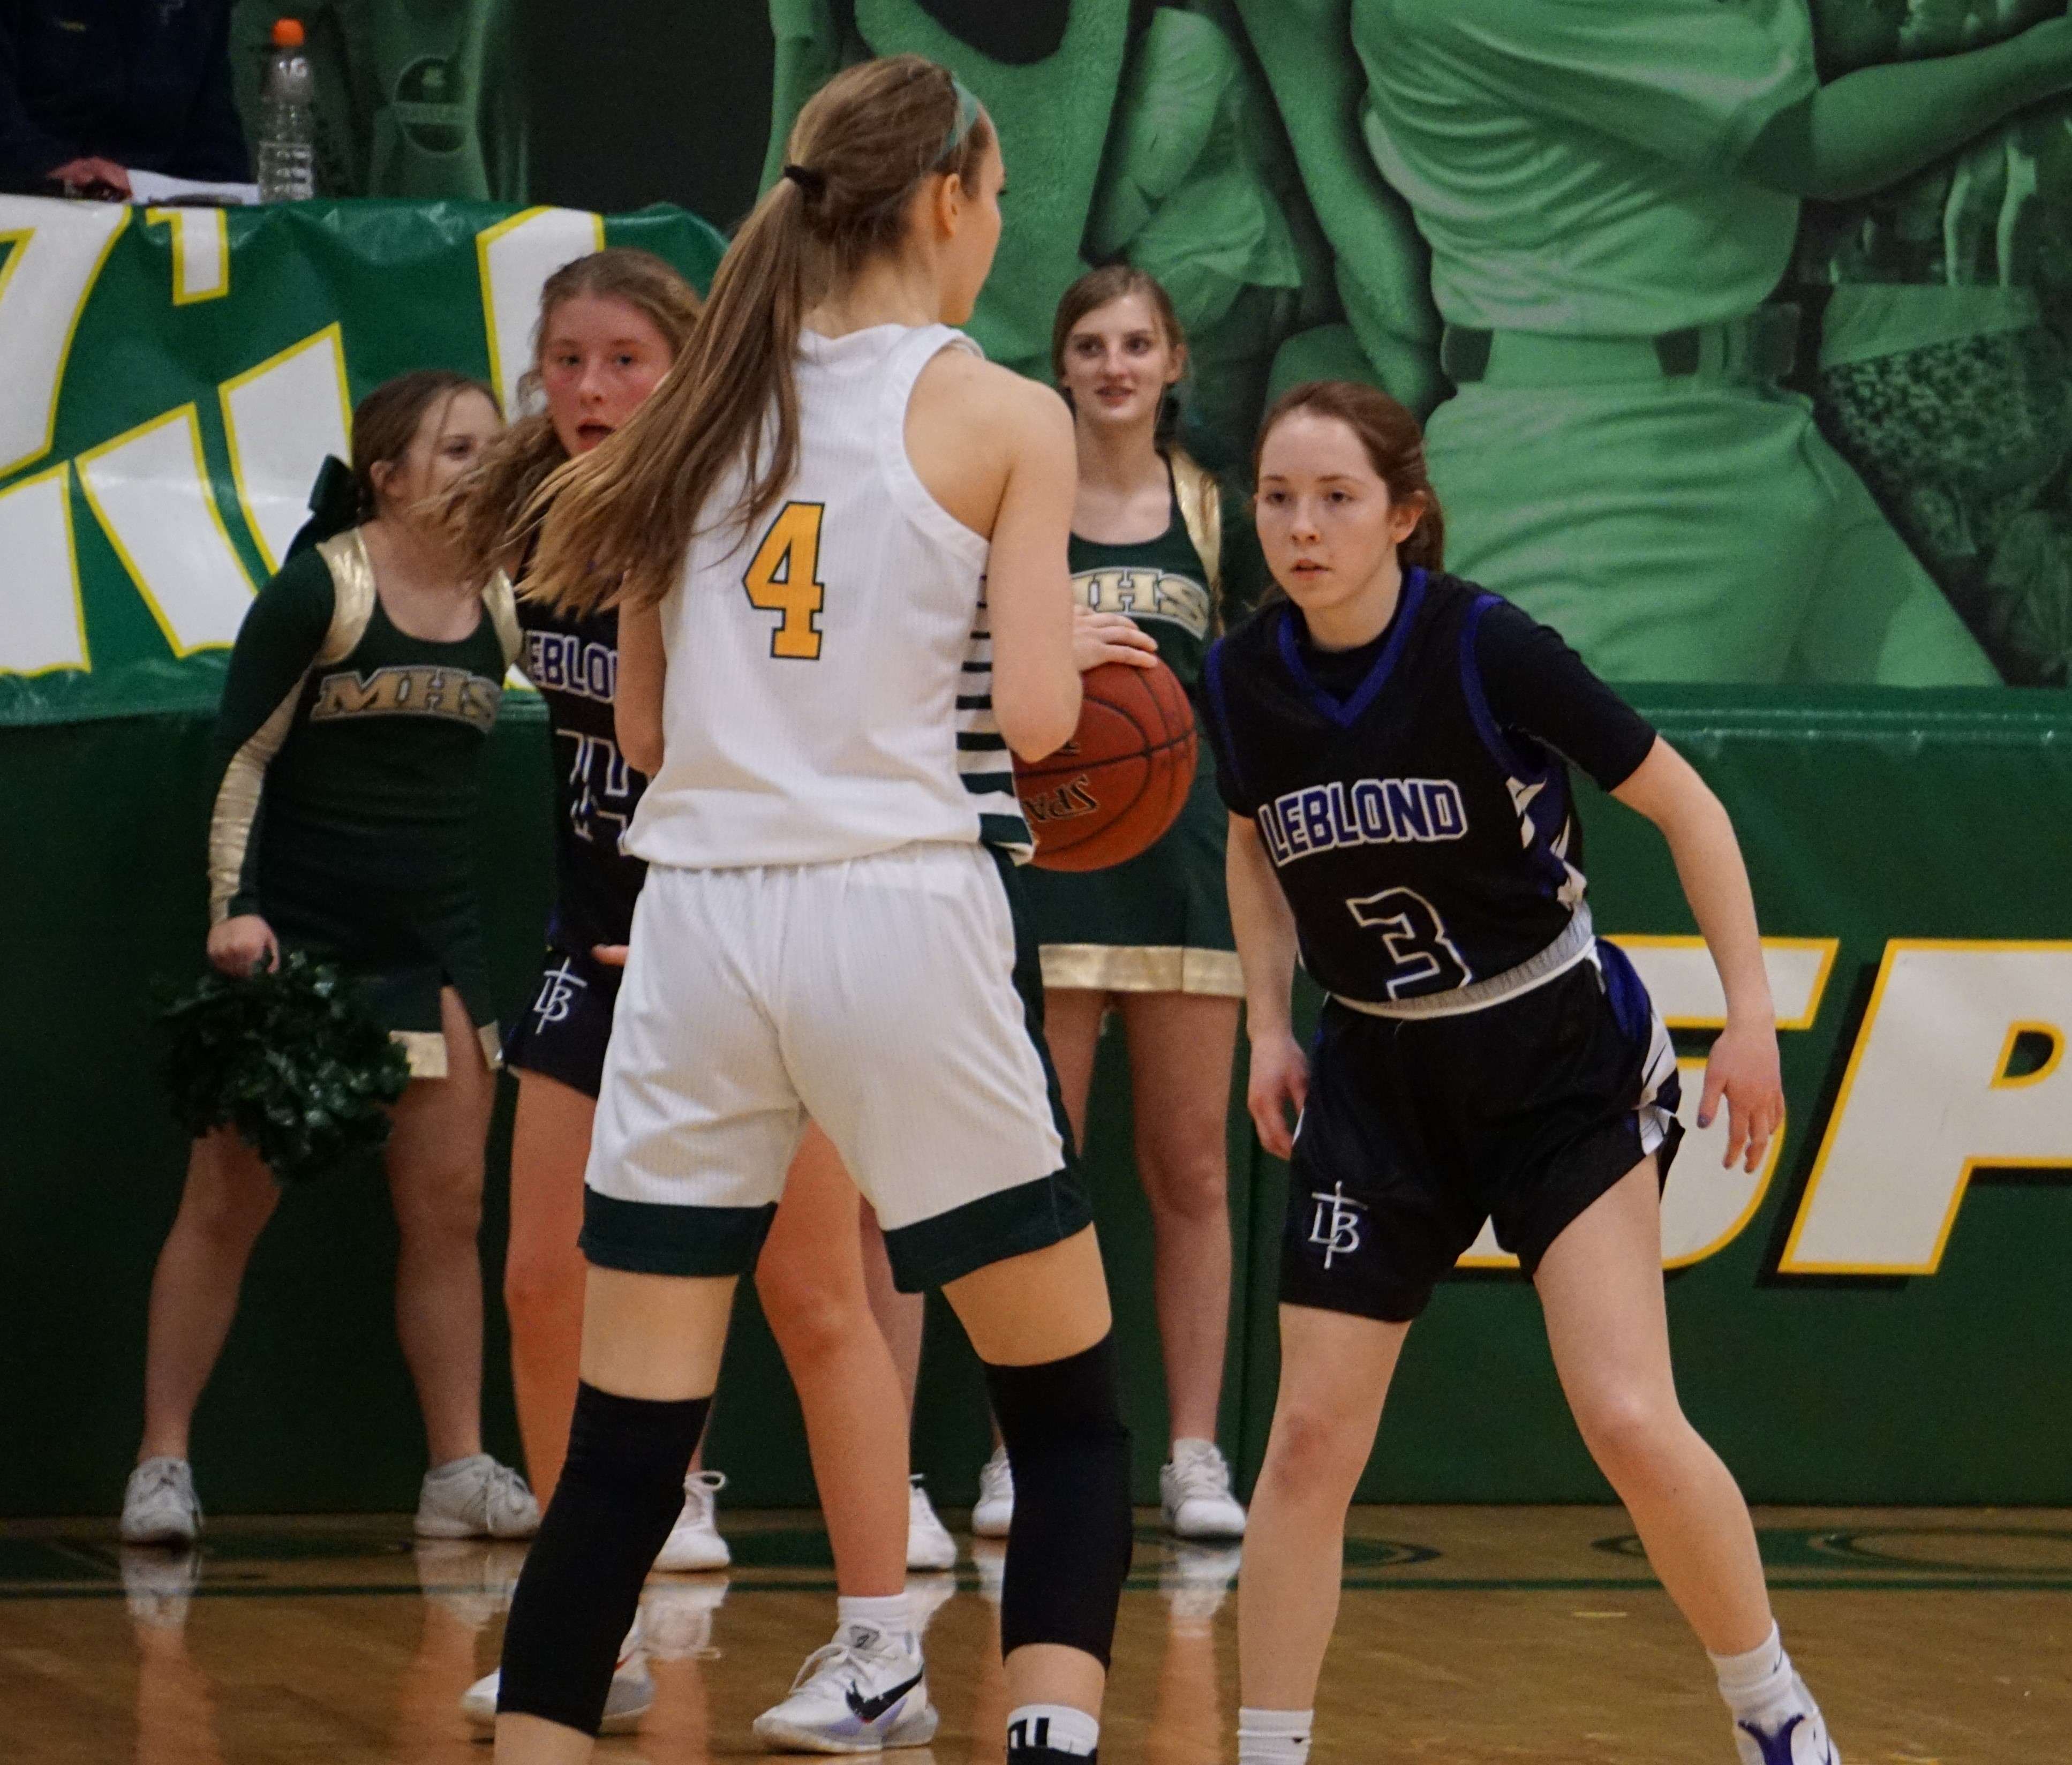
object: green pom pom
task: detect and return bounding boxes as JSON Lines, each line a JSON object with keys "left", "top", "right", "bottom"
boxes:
{"left": 155, "top": 952, "right": 412, "bottom": 1185}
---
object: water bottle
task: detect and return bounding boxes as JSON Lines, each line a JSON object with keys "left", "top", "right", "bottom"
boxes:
{"left": 257, "top": 19, "right": 317, "bottom": 202}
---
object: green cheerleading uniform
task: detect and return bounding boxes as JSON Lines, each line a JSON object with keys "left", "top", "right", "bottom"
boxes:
{"left": 1021, "top": 453, "right": 1243, "bottom": 998}
{"left": 206, "top": 528, "right": 522, "bottom": 1076}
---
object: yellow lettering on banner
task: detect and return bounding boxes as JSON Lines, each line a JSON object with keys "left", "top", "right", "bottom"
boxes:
{"left": 1990, "top": 1021, "right": 2064, "bottom": 1090}
{"left": 1780, "top": 942, "right": 2072, "bottom": 1276}
{"left": 0, "top": 198, "right": 129, "bottom": 477}
{"left": 146, "top": 206, "right": 230, "bottom": 305}
{"left": 1609, "top": 934, "right": 1837, "bottom": 1030}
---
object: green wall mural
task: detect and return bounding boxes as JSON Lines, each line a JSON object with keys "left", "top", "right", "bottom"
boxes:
{"left": 765, "top": 0, "right": 2072, "bottom": 687}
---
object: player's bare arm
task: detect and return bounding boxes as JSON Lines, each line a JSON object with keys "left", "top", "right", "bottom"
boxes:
{"left": 1227, "top": 812, "right": 1307, "bottom": 1160}
{"left": 1613, "top": 738, "right": 1782, "bottom": 1173}
{"left": 612, "top": 600, "right": 665, "bottom": 778}
{"left": 1743, "top": 13, "right": 2072, "bottom": 200}
{"left": 913, "top": 358, "right": 1082, "bottom": 758}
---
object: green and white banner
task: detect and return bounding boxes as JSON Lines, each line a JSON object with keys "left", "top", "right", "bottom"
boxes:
{"left": 0, "top": 197, "right": 724, "bottom": 728}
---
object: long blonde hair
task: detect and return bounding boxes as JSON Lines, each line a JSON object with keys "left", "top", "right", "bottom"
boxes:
{"left": 524, "top": 56, "right": 995, "bottom": 615}
{"left": 446, "top": 248, "right": 701, "bottom": 576}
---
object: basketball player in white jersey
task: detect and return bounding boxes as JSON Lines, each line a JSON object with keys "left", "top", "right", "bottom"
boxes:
{"left": 489, "top": 56, "right": 1135, "bottom": 1765}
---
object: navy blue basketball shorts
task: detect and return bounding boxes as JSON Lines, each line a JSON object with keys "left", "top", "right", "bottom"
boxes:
{"left": 503, "top": 940, "right": 620, "bottom": 1100}
{"left": 1283, "top": 939, "right": 1683, "bottom": 1324}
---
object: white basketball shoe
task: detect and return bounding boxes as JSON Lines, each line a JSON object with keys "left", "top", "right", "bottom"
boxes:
{"left": 751, "top": 1620, "right": 937, "bottom": 1753}
{"left": 1734, "top": 1696, "right": 1841, "bottom": 1765}
{"left": 460, "top": 1617, "right": 652, "bottom": 1734}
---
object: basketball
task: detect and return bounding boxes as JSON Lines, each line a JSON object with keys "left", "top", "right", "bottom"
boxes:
{"left": 1013, "top": 659, "right": 1199, "bottom": 872}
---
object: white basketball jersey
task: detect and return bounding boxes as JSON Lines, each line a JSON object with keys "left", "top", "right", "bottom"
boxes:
{"left": 623, "top": 323, "right": 1032, "bottom": 870}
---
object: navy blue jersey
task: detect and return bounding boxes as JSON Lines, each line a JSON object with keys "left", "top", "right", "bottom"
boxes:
{"left": 1200, "top": 570, "right": 1654, "bottom": 1007}
{"left": 517, "top": 599, "right": 647, "bottom": 952}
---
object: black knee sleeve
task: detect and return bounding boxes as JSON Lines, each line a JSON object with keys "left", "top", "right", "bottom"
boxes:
{"left": 984, "top": 1333, "right": 1133, "bottom": 1667}
{"left": 497, "top": 1383, "right": 709, "bottom": 1734}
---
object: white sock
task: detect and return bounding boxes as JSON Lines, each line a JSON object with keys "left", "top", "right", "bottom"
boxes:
{"left": 837, "top": 1593, "right": 913, "bottom": 1646}
{"left": 1709, "top": 1622, "right": 1798, "bottom": 1724}
{"left": 1007, "top": 1703, "right": 1099, "bottom": 1757}
{"left": 1238, "top": 1707, "right": 1314, "bottom": 1765}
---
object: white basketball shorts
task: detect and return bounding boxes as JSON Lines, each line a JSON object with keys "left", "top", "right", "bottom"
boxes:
{"left": 581, "top": 842, "right": 1088, "bottom": 1291}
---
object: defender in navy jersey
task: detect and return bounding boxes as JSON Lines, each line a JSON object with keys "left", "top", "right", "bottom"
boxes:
{"left": 1207, "top": 561, "right": 1648, "bottom": 1015}
{"left": 1216, "top": 382, "right": 1839, "bottom": 1765}
{"left": 501, "top": 598, "right": 646, "bottom": 1099}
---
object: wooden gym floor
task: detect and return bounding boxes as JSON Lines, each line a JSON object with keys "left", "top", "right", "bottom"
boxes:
{"left": 2, "top": 1506, "right": 2066, "bottom": 1763}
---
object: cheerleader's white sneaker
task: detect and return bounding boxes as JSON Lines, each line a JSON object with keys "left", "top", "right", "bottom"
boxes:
{"left": 906, "top": 1475, "right": 958, "bottom": 1571}
{"left": 120, "top": 1457, "right": 201, "bottom": 1547}
{"left": 1159, "top": 1438, "right": 1247, "bottom": 1540}
{"left": 653, "top": 1469, "right": 730, "bottom": 1571}
{"left": 413, "top": 1454, "right": 539, "bottom": 1540}
{"left": 970, "top": 1445, "right": 1014, "bottom": 1538}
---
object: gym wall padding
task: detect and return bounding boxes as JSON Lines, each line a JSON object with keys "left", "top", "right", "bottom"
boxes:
{"left": 5, "top": 688, "right": 2069, "bottom": 1515}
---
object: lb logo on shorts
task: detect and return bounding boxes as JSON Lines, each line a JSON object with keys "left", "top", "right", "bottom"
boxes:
{"left": 1307, "top": 1181, "right": 1366, "bottom": 1269}
{"left": 530, "top": 958, "right": 589, "bottom": 1031}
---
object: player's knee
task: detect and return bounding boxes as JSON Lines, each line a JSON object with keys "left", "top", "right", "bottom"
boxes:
{"left": 176, "top": 1149, "right": 277, "bottom": 1249}
{"left": 393, "top": 1166, "right": 484, "bottom": 1246}
{"left": 755, "top": 1258, "right": 860, "bottom": 1372}
{"left": 1572, "top": 1386, "right": 1685, "bottom": 1489}
{"left": 503, "top": 1236, "right": 584, "bottom": 1329}
{"left": 1140, "top": 1138, "right": 1229, "bottom": 1226}
{"left": 984, "top": 1333, "right": 1134, "bottom": 1666}
{"left": 499, "top": 1383, "right": 709, "bottom": 1734}
{"left": 1264, "top": 1401, "right": 1372, "bottom": 1504}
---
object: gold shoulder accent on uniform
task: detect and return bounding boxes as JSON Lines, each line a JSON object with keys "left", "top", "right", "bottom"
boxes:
{"left": 208, "top": 682, "right": 305, "bottom": 924}
{"left": 1170, "top": 449, "right": 1223, "bottom": 609}
{"left": 314, "top": 527, "right": 378, "bottom": 667}
{"left": 483, "top": 569, "right": 523, "bottom": 670}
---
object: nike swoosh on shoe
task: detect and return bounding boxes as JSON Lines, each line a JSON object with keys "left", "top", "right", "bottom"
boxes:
{"left": 846, "top": 1669, "right": 924, "bottom": 1724}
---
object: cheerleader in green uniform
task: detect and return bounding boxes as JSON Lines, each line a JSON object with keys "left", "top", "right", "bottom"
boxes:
{"left": 1004, "top": 267, "right": 1249, "bottom": 1541}
{"left": 121, "top": 371, "right": 539, "bottom": 1550}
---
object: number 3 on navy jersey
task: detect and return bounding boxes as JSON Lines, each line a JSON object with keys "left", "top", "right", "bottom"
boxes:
{"left": 743, "top": 501, "right": 827, "bottom": 660}
{"left": 1347, "top": 887, "right": 1471, "bottom": 998}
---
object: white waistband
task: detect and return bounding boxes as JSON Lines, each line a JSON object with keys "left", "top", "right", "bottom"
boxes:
{"left": 1331, "top": 905, "right": 1595, "bottom": 1022}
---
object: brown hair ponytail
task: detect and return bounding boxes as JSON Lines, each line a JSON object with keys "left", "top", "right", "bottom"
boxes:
{"left": 1254, "top": 380, "right": 1446, "bottom": 572}
{"left": 524, "top": 56, "right": 996, "bottom": 615}
{"left": 444, "top": 248, "right": 702, "bottom": 579}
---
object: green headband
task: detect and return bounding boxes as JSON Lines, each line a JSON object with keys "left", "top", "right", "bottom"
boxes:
{"left": 943, "top": 76, "right": 981, "bottom": 163}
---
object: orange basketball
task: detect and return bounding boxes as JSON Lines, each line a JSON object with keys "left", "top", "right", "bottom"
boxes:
{"left": 1014, "top": 659, "right": 1199, "bottom": 873}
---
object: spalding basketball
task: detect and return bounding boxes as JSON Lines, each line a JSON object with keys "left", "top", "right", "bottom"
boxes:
{"left": 1014, "top": 659, "right": 1199, "bottom": 872}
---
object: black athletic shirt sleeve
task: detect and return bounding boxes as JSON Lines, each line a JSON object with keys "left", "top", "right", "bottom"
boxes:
{"left": 1474, "top": 599, "right": 1656, "bottom": 791}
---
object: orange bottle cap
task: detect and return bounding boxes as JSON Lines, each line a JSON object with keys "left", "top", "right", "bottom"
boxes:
{"left": 272, "top": 18, "right": 305, "bottom": 47}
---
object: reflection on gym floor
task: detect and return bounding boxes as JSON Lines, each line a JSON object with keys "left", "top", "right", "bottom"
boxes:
{"left": 1, "top": 1507, "right": 2065, "bottom": 1762}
